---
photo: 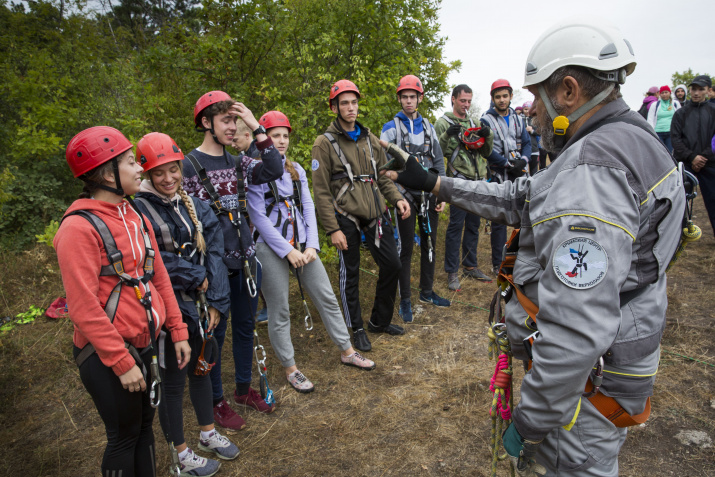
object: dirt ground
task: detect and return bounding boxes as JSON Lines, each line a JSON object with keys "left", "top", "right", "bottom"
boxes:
{"left": 0, "top": 199, "right": 713, "bottom": 477}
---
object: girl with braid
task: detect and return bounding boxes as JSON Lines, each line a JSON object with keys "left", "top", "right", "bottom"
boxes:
{"left": 134, "top": 133, "right": 238, "bottom": 477}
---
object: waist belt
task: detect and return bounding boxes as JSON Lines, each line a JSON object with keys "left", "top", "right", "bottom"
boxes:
{"left": 490, "top": 228, "right": 651, "bottom": 428}
{"left": 75, "top": 341, "right": 148, "bottom": 381}
{"left": 331, "top": 172, "right": 376, "bottom": 182}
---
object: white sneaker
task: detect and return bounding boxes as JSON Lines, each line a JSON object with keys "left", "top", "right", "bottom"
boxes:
{"left": 178, "top": 447, "right": 220, "bottom": 476}
{"left": 198, "top": 430, "right": 240, "bottom": 461}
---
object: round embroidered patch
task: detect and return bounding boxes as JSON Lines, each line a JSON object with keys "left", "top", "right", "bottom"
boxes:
{"left": 552, "top": 237, "right": 608, "bottom": 289}
{"left": 311, "top": 159, "right": 320, "bottom": 171}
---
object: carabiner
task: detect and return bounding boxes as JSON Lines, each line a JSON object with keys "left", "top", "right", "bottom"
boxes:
{"left": 583, "top": 356, "right": 605, "bottom": 398}
{"left": 244, "top": 260, "right": 258, "bottom": 298}
{"left": 149, "top": 358, "right": 162, "bottom": 408}
{"left": 303, "top": 300, "right": 314, "bottom": 331}
{"left": 169, "top": 442, "right": 181, "bottom": 477}
{"left": 150, "top": 379, "right": 161, "bottom": 408}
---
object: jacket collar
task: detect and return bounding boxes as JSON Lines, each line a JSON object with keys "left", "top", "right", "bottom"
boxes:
{"left": 552, "top": 98, "right": 631, "bottom": 160}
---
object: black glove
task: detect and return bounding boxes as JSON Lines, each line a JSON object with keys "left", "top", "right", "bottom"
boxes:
{"left": 477, "top": 125, "right": 491, "bottom": 138}
{"left": 510, "top": 158, "right": 527, "bottom": 171}
{"left": 394, "top": 155, "right": 439, "bottom": 192}
{"left": 382, "top": 143, "right": 438, "bottom": 191}
{"left": 446, "top": 124, "right": 462, "bottom": 137}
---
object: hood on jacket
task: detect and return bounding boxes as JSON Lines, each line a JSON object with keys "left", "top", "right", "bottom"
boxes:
{"left": 393, "top": 111, "right": 425, "bottom": 135}
{"left": 642, "top": 95, "right": 658, "bottom": 106}
{"left": 485, "top": 106, "right": 516, "bottom": 118}
{"left": 326, "top": 119, "right": 370, "bottom": 140}
{"left": 139, "top": 178, "right": 174, "bottom": 199}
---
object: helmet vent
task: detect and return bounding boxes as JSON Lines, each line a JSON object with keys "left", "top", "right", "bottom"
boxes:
{"left": 172, "top": 145, "right": 179, "bottom": 153}
{"left": 526, "top": 62, "right": 537, "bottom": 75}
{"left": 104, "top": 137, "right": 110, "bottom": 142}
{"left": 598, "top": 43, "right": 618, "bottom": 59}
{"left": 623, "top": 39, "right": 634, "bottom": 56}
{"left": 77, "top": 152, "right": 82, "bottom": 157}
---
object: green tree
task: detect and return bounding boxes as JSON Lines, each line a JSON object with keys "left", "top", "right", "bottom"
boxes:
{"left": 0, "top": 0, "right": 458, "bottom": 249}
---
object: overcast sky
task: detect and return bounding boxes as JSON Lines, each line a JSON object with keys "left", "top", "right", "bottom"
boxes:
{"left": 437, "top": 0, "right": 715, "bottom": 115}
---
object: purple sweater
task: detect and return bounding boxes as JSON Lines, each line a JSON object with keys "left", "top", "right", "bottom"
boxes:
{"left": 247, "top": 158, "right": 320, "bottom": 258}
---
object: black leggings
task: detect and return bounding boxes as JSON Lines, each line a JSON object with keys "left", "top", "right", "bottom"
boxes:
{"left": 158, "top": 330, "right": 214, "bottom": 445}
{"left": 74, "top": 345, "right": 156, "bottom": 477}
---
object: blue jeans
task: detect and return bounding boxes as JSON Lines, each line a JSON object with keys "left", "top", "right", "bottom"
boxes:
{"left": 656, "top": 132, "right": 673, "bottom": 153}
{"left": 444, "top": 204, "right": 481, "bottom": 273}
{"left": 210, "top": 264, "right": 261, "bottom": 401}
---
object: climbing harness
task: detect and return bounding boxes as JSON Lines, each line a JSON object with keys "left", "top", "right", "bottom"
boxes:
{"left": 185, "top": 152, "right": 257, "bottom": 297}
{"left": 393, "top": 117, "right": 436, "bottom": 262}
{"left": 489, "top": 229, "right": 652, "bottom": 429}
{"left": 64, "top": 205, "right": 181, "bottom": 477}
{"left": 324, "top": 131, "right": 385, "bottom": 247}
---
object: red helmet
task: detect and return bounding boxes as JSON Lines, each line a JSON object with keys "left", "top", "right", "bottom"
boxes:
{"left": 490, "top": 79, "right": 513, "bottom": 96}
{"left": 66, "top": 126, "right": 133, "bottom": 178}
{"left": 136, "top": 132, "right": 183, "bottom": 172}
{"left": 259, "top": 111, "right": 292, "bottom": 132}
{"left": 329, "top": 79, "right": 360, "bottom": 105}
{"left": 462, "top": 128, "right": 486, "bottom": 150}
{"left": 193, "top": 91, "right": 232, "bottom": 126}
{"left": 396, "top": 75, "right": 424, "bottom": 95}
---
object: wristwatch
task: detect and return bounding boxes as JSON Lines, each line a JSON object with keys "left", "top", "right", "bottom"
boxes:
{"left": 252, "top": 125, "right": 266, "bottom": 137}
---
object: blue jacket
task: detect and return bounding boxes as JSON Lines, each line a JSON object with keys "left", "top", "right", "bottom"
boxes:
{"left": 135, "top": 181, "right": 230, "bottom": 335}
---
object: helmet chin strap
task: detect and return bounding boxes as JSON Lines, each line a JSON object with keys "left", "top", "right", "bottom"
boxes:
{"left": 537, "top": 82, "right": 615, "bottom": 150}
{"left": 85, "top": 157, "right": 125, "bottom": 197}
{"left": 195, "top": 117, "right": 224, "bottom": 146}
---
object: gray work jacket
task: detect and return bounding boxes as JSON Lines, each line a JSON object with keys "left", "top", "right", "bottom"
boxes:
{"left": 438, "top": 98, "right": 685, "bottom": 441}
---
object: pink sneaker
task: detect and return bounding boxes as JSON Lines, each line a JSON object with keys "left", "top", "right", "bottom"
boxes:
{"left": 213, "top": 399, "right": 246, "bottom": 430}
{"left": 234, "top": 387, "right": 275, "bottom": 414}
{"left": 286, "top": 370, "right": 315, "bottom": 393}
{"left": 341, "top": 352, "right": 376, "bottom": 370}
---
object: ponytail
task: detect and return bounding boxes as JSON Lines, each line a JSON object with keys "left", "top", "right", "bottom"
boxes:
{"left": 177, "top": 186, "right": 207, "bottom": 254}
{"left": 284, "top": 159, "right": 299, "bottom": 181}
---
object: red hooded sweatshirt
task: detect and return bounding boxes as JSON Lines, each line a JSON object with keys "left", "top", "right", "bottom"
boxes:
{"left": 54, "top": 198, "right": 188, "bottom": 376}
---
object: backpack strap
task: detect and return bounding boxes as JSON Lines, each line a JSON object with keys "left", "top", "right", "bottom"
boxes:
{"left": 324, "top": 132, "right": 354, "bottom": 186}
{"left": 232, "top": 155, "right": 250, "bottom": 224}
{"left": 134, "top": 197, "right": 178, "bottom": 254}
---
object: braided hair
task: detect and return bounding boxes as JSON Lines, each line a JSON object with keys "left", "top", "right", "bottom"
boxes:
{"left": 284, "top": 159, "right": 299, "bottom": 181}
{"left": 177, "top": 186, "right": 207, "bottom": 254}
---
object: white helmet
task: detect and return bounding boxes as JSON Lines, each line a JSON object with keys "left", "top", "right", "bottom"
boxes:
{"left": 523, "top": 18, "right": 636, "bottom": 87}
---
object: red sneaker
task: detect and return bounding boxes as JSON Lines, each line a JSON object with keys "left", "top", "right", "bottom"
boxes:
{"left": 234, "top": 387, "right": 275, "bottom": 414}
{"left": 213, "top": 398, "right": 246, "bottom": 430}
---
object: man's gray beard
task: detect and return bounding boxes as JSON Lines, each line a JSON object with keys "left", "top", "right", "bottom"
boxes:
{"left": 532, "top": 99, "right": 565, "bottom": 154}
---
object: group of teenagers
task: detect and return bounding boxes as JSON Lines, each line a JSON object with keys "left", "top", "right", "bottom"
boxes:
{"left": 56, "top": 75, "right": 485, "bottom": 476}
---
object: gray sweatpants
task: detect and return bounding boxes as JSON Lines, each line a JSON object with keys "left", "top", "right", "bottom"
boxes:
{"left": 256, "top": 242, "right": 352, "bottom": 368}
